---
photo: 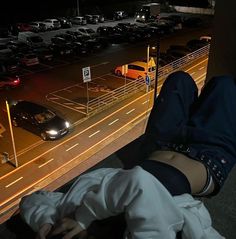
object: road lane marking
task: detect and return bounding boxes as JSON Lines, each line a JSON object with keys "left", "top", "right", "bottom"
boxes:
{"left": 38, "top": 158, "right": 54, "bottom": 168}
{"left": 142, "top": 100, "right": 150, "bottom": 105}
{"left": 66, "top": 143, "right": 79, "bottom": 152}
{"left": 126, "top": 109, "right": 135, "bottom": 114}
{"left": 5, "top": 177, "right": 23, "bottom": 188}
{"left": 89, "top": 130, "right": 100, "bottom": 138}
{"left": 108, "top": 119, "right": 119, "bottom": 126}
{"left": 186, "top": 58, "right": 208, "bottom": 72}
{"left": 195, "top": 72, "right": 206, "bottom": 81}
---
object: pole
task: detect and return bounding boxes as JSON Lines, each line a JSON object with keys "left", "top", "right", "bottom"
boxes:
{"left": 5, "top": 100, "right": 18, "bottom": 167}
{"left": 153, "top": 37, "right": 160, "bottom": 102}
{"left": 147, "top": 45, "right": 150, "bottom": 92}
{"left": 86, "top": 82, "right": 89, "bottom": 115}
{"left": 76, "top": 0, "right": 80, "bottom": 16}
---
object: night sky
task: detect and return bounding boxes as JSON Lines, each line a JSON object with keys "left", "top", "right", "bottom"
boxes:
{"left": 1, "top": 0, "right": 210, "bottom": 24}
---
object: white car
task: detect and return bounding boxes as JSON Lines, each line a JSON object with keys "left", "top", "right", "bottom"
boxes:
{"left": 71, "top": 16, "right": 87, "bottom": 25}
{"left": 76, "top": 27, "right": 97, "bottom": 37}
{"left": 29, "top": 22, "right": 47, "bottom": 32}
{"left": 44, "top": 19, "right": 61, "bottom": 30}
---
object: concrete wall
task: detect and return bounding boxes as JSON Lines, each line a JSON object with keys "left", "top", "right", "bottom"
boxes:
{"left": 207, "top": 1, "right": 236, "bottom": 80}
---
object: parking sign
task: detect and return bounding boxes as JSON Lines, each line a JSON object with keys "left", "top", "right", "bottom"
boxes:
{"left": 82, "top": 66, "right": 91, "bottom": 83}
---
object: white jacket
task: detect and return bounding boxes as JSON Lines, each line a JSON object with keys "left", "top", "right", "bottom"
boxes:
{"left": 20, "top": 166, "right": 225, "bottom": 239}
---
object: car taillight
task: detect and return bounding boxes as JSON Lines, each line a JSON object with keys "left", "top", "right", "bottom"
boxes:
{"left": 13, "top": 78, "right": 20, "bottom": 84}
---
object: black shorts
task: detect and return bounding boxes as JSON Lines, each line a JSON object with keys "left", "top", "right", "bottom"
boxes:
{"left": 138, "top": 160, "right": 191, "bottom": 196}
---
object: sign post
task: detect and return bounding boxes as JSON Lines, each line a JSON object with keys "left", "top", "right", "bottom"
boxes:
{"left": 145, "top": 74, "right": 150, "bottom": 93}
{"left": 82, "top": 66, "right": 91, "bottom": 115}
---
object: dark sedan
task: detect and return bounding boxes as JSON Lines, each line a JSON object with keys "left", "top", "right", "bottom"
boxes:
{"left": 11, "top": 101, "right": 70, "bottom": 140}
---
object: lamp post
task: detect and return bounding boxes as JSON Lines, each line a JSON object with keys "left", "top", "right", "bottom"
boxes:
{"left": 146, "top": 45, "right": 150, "bottom": 92}
{"left": 5, "top": 100, "right": 18, "bottom": 167}
{"left": 153, "top": 37, "right": 160, "bottom": 102}
{"left": 76, "top": 0, "right": 80, "bottom": 16}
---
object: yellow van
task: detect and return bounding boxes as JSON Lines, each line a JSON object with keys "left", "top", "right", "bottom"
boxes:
{"left": 114, "top": 57, "right": 156, "bottom": 80}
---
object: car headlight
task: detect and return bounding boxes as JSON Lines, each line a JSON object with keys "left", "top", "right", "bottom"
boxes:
{"left": 46, "top": 130, "right": 58, "bottom": 135}
{"left": 65, "top": 121, "right": 70, "bottom": 128}
{"left": 142, "top": 15, "right": 145, "bottom": 19}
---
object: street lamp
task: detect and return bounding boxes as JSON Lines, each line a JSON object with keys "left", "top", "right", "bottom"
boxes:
{"left": 146, "top": 45, "right": 150, "bottom": 92}
{"left": 153, "top": 38, "right": 160, "bottom": 102}
{"left": 76, "top": 0, "right": 80, "bottom": 16}
{"left": 148, "top": 38, "right": 160, "bottom": 102}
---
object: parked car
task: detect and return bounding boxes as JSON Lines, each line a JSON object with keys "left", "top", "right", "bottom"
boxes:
{"left": 70, "top": 16, "right": 87, "bottom": 25}
{"left": 166, "top": 46, "right": 193, "bottom": 61}
{"left": 44, "top": 19, "right": 61, "bottom": 30}
{"left": 18, "top": 32, "right": 46, "bottom": 48}
{"left": 7, "top": 40, "right": 31, "bottom": 54}
{"left": 57, "top": 17, "right": 72, "bottom": 28}
{"left": 10, "top": 100, "right": 70, "bottom": 140}
{"left": 29, "top": 22, "right": 47, "bottom": 32}
{"left": 54, "top": 33, "right": 88, "bottom": 55}
{"left": 16, "top": 23, "right": 32, "bottom": 32}
{"left": 92, "top": 14, "right": 105, "bottom": 23}
{"left": 199, "top": 35, "right": 211, "bottom": 43}
{"left": 0, "top": 57, "right": 19, "bottom": 73}
{"left": 84, "top": 14, "right": 98, "bottom": 24}
{"left": 0, "top": 43, "right": 13, "bottom": 58}
{"left": 33, "top": 47, "right": 54, "bottom": 61}
{"left": 17, "top": 53, "right": 39, "bottom": 66}
{"left": 186, "top": 39, "right": 208, "bottom": 51}
{"left": 49, "top": 37, "right": 73, "bottom": 56}
{"left": 76, "top": 27, "right": 97, "bottom": 38}
{"left": 113, "top": 11, "right": 128, "bottom": 20}
{"left": 114, "top": 58, "right": 156, "bottom": 80}
{"left": 0, "top": 73, "right": 20, "bottom": 89}
{"left": 97, "top": 26, "right": 124, "bottom": 44}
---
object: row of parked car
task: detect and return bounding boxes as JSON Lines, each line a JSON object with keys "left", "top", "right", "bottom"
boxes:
{"left": 0, "top": 13, "right": 208, "bottom": 90}
{"left": 15, "top": 15, "right": 105, "bottom": 33}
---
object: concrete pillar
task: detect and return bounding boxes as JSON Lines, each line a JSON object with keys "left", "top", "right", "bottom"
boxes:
{"left": 207, "top": 0, "right": 236, "bottom": 80}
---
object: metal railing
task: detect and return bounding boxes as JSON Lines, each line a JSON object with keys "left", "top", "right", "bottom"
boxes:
{"left": 87, "top": 44, "right": 210, "bottom": 115}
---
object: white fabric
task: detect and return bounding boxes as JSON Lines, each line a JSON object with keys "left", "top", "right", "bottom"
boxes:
{"left": 20, "top": 166, "right": 225, "bottom": 239}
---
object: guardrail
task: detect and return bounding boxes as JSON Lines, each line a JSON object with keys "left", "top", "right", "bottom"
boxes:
{"left": 87, "top": 44, "right": 210, "bottom": 115}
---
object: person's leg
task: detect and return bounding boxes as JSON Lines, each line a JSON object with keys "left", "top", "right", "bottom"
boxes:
{"left": 188, "top": 75, "right": 236, "bottom": 159}
{"left": 143, "top": 71, "right": 198, "bottom": 156}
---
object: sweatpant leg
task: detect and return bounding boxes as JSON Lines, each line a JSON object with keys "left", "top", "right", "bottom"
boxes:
{"left": 143, "top": 71, "right": 198, "bottom": 156}
{"left": 188, "top": 75, "right": 236, "bottom": 168}
{"left": 75, "top": 167, "right": 183, "bottom": 239}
